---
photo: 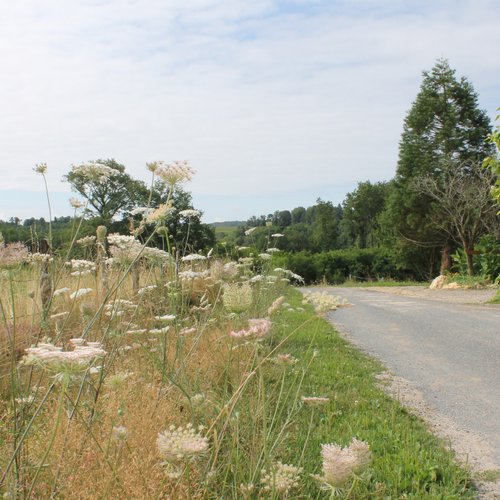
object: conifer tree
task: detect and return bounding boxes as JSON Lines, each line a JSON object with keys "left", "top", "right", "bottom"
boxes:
{"left": 387, "top": 58, "right": 493, "bottom": 275}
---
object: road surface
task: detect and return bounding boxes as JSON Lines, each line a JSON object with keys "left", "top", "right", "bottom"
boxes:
{"left": 311, "top": 286, "right": 500, "bottom": 472}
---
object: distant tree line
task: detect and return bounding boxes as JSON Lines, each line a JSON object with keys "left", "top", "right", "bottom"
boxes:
{"left": 1, "top": 160, "right": 216, "bottom": 255}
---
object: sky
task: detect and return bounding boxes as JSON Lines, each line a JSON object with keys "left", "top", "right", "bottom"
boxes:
{"left": 1, "top": 0, "right": 499, "bottom": 223}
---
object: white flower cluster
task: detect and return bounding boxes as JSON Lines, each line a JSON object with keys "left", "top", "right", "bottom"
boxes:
{"left": 156, "top": 160, "right": 195, "bottom": 186}
{"left": 302, "top": 292, "right": 349, "bottom": 313}
{"left": 71, "top": 162, "right": 117, "bottom": 183}
{"left": 107, "top": 234, "right": 171, "bottom": 263}
{"left": 179, "top": 209, "right": 200, "bottom": 219}
{"left": 105, "top": 299, "right": 137, "bottom": 317}
{"left": 178, "top": 270, "right": 210, "bottom": 281}
{"left": 317, "top": 438, "right": 371, "bottom": 488}
{"left": 21, "top": 339, "right": 106, "bottom": 375}
{"left": 146, "top": 203, "right": 173, "bottom": 224}
{"left": 229, "top": 318, "right": 271, "bottom": 340}
{"left": 29, "top": 253, "right": 53, "bottom": 263}
{"left": 273, "top": 268, "right": 304, "bottom": 283}
{"left": 261, "top": 462, "right": 303, "bottom": 494}
{"left": 181, "top": 253, "right": 206, "bottom": 262}
{"left": 76, "top": 235, "right": 96, "bottom": 246}
{"left": 69, "top": 197, "right": 86, "bottom": 209}
{"left": 70, "top": 288, "right": 93, "bottom": 300}
{"left": 157, "top": 423, "right": 208, "bottom": 463}
{"left": 67, "top": 259, "right": 96, "bottom": 276}
{"left": 223, "top": 282, "right": 253, "bottom": 313}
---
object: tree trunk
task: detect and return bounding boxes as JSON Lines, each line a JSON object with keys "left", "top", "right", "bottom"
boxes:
{"left": 464, "top": 243, "right": 475, "bottom": 276}
{"left": 439, "top": 242, "right": 452, "bottom": 275}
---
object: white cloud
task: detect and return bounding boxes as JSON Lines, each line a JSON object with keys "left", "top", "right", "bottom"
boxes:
{"left": 0, "top": 0, "right": 499, "bottom": 220}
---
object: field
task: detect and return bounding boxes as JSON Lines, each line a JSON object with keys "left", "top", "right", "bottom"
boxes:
{"left": 0, "top": 244, "right": 474, "bottom": 498}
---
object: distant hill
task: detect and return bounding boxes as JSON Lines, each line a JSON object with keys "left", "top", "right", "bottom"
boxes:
{"left": 210, "top": 221, "right": 245, "bottom": 228}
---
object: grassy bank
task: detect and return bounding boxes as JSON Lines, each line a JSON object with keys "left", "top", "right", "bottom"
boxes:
{"left": 260, "top": 288, "right": 473, "bottom": 498}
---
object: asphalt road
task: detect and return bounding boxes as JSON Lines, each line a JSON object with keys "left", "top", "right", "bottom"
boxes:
{"left": 315, "top": 287, "right": 500, "bottom": 466}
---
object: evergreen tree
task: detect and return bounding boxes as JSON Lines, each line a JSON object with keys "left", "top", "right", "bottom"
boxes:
{"left": 387, "top": 58, "right": 492, "bottom": 275}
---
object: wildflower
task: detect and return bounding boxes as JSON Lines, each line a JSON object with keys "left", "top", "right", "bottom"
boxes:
{"left": 130, "top": 206, "right": 152, "bottom": 216}
{"left": 70, "top": 162, "right": 116, "bottom": 183}
{"left": 34, "top": 163, "right": 48, "bottom": 174}
{"left": 154, "top": 314, "right": 176, "bottom": 322}
{"left": 15, "top": 395, "right": 35, "bottom": 406}
{"left": 315, "top": 439, "right": 371, "bottom": 489}
{"left": 239, "top": 483, "right": 255, "bottom": 495}
{"left": 271, "top": 353, "right": 298, "bottom": 365}
{"left": 236, "top": 246, "right": 250, "bottom": 251}
{"left": 229, "top": 318, "right": 271, "bottom": 340}
{"left": 181, "top": 253, "right": 206, "bottom": 262}
{"left": 261, "top": 462, "right": 303, "bottom": 494}
{"left": 238, "top": 257, "right": 253, "bottom": 265}
{"left": 76, "top": 235, "right": 96, "bottom": 246}
{"left": 0, "top": 242, "right": 30, "bottom": 266}
{"left": 70, "top": 197, "right": 86, "bottom": 209}
{"left": 20, "top": 341, "right": 106, "bottom": 378}
{"left": 70, "top": 288, "right": 93, "bottom": 300}
{"left": 190, "top": 393, "right": 205, "bottom": 407}
{"left": 112, "top": 426, "right": 128, "bottom": 441}
{"left": 301, "top": 396, "right": 330, "bottom": 406}
{"left": 29, "top": 253, "right": 52, "bottom": 263}
{"left": 244, "top": 227, "right": 257, "bottom": 236}
{"left": 267, "top": 296, "right": 285, "bottom": 316}
{"left": 67, "top": 259, "right": 96, "bottom": 276}
{"left": 271, "top": 233, "right": 284, "bottom": 238}
{"left": 267, "top": 248, "right": 280, "bottom": 253}
{"left": 179, "top": 209, "right": 200, "bottom": 218}
{"left": 249, "top": 274, "right": 264, "bottom": 283}
{"left": 138, "top": 285, "right": 157, "bottom": 295}
{"left": 223, "top": 282, "right": 252, "bottom": 312}
{"left": 105, "top": 371, "right": 132, "bottom": 390}
{"left": 156, "top": 160, "right": 195, "bottom": 186}
{"left": 146, "top": 202, "right": 173, "bottom": 224}
{"left": 149, "top": 326, "right": 170, "bottom": 334}
{"left": 146, "top": 161, "right": 160, "bottom": 173}
{"left": 157, "top": 423, "right": 209, "bottom": 463}
{"left": 179, "top": 270, "right": 209, "bottom": 280}
{"left": 179, "top": 327, "right": 197, "bottom": 336}
{"left": 259, "top": 253, "right": 271, "bottom": 260}
{"left": 302, "top": 292, "right": 349, "bottom": 313}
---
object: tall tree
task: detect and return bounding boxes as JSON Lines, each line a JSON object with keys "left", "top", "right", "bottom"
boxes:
{"left": 387, "top": 58, "right": 493, "bottom": 275}
{"left": 341, "top": 181, "right": 391, "bottom": 248}
{"left": 64, "top": 159, "right": 147, "bottom": 224}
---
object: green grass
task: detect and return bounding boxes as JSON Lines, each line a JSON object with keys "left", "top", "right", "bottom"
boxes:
{"left": 340, "top": 279, "right": 426, "bottom": 287}
{"left": 255, "top": 288, "right": 474, "bottom": 498}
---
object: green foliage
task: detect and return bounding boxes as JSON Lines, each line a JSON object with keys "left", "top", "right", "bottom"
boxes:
{"left": 452, "top": 235, "right": 500, "bottom": 282}
{"left": 273, "top": 248, "right": 411, "bottom": 284}
{"left": 385, "top": 58, "right": 493, "bottom": 272}
{"left": 341, "top": 181, "right": 392, "bottom": 248}
{"left": 261, "top": 289, "right": 473, "bottom": 498}
{"left": 483, "top": 108, "right": 500, "bottom": 207}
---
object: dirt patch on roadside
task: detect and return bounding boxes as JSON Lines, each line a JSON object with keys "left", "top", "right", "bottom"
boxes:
{"left": 376, "top": 372, "right": 500, "bottom": 499}
{"left": 364, "top": 286, "right": 498, "bottom": 305}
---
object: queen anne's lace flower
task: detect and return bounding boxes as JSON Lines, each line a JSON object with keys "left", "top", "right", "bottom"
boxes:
{"left": 156, "top": 160, "right": 195, "bottom": 185}
{"left": 181, "top": 253, "right": 206, "bottom": 262}
{"left": 229, "top": 318, "right": 271, "bottom": 339}
{"left": 315, "top": 439, "right": 371, "bottom": 489}
{"left": 21, "top": 341, "right": 106, "bottom": 377}
{"left": 70, "top": 288, "right": 94, "bottom": 300}
{"left": 261, "top": 462, "right": 303, "bottom": 494}
{"left": 157, "top": 423, "right": 208, "bottom": 463}
{"left": 70, "top": 162, "right": 116, "bottom": 183}
{"left": 223, "top": 283, "right": 252, "bottom": 312}
{"left": 267, "top": 296, "right": 285, "bottom": 316}
{"left": 179, "top": 209, "right": 200, "bottom": 218}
